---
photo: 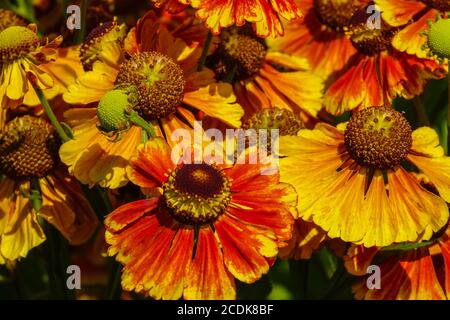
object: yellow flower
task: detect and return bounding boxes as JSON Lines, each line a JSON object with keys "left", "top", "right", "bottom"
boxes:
{"left": 0, "top": 115, "right": 98, "bottom": 263}
{"left": 0, "top": 24, "right": 62, "bottom": 124}
{"left": 60, "top": 20, "right": 243, "bottom": 189}
{"left": 280, "top": 106, "right": 450, "bottom": 247}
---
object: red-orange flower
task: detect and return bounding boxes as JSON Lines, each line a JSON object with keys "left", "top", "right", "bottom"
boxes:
{"left": 153, "top": 0, "right": 303, "bottom": 37}
{"left": 104, "top": 138, "right": 296, "bottom": 299}
{"left": 270, "top": 0, "right": 446, "bottom": 115}
{"left": 345, "top": 223, "right": 450, "bottom": 300}
{"left": 268, "top": 0, "right": 360, "bottom": 78}
{"left": 324, "top": 4, "right": 446, "bottom": 114}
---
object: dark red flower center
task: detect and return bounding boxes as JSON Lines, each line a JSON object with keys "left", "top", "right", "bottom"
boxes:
{"left": 314, "top": 0, "right": 359, "bottom": 30}
{"left": 208, "top": 28, "right": 267, "bottom": 81}
{"left": 346, "top": 8, "right": 397, "bottom": 55}
{"left": 162, "top": 164, "right": 232, "bottom": 225}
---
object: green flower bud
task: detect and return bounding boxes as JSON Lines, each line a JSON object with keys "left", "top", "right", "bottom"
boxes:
{"left": 427, "top": 19, "right": 450, "bottom": 60}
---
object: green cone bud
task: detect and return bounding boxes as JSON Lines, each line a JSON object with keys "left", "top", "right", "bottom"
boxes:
{"left": 97, "top": 89, "right": 131, "bottom": 133}
{"left": 427, "top": 19, "right": 450, "bottom": 60}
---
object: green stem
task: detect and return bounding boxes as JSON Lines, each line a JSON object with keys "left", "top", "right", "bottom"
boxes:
{"left": 44, "top": 221, "right": 74, "bottom": 299}
{"left": 288, "top": 260, "right": 309, "bottom": 300}
{"left": 80, "top": 184, "right": 113, "bottom": 220}
{"left": 197, "top": 31, "right": 212, "bottom": 71}
{"left": 412, "top": 96, "right": 430, "bottom": 127}
{"left": 447, "top": 72, "right": 450, "bottom": 153}
{"left": 107, "top": 262, "right": 122, "bottom": 300}
{"left": 75, "top": 0, "right": 88, "bottom": 44}
{"left": 141, "top": 129, "right": 148, "bottom": 143}
{"left": 322, "top": 264, "right": 348, "bottom": 300}
{"left": 223, "top": 65, "right": 237, "bottom": 84}
{"left": 129, "top": 112, "right": 156, "bottom": 138}
{"left": 30, "top": 178, "right": 74, "bottom": 299}
{"left": 29, "top": 177, "right": 42, "bottom": 213}
{"left": 31, "top": 85, "right": 70, "bottom": 143}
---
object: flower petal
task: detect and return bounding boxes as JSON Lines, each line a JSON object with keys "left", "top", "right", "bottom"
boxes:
{"left": 184, "top": 227, "right": 235, "bottom": 299}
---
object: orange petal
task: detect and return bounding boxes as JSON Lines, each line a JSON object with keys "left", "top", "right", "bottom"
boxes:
{"left": 387, "top": 167, "right": 449, "bottom": 242}
{"left": 63, "top": 61, "right": 117, "bottom": 105}
{"left": 150, "top": 228, "right": 194, "bottom": 300}
{"left": 190, "top": 0, "right": 301, "bottom": 37}
{"left": 255, "top": 63, "right": 323, "bottom": 118}
{"left": 116, "top": 215, "right": 179, "bottom": 295}
{"left": 39, "top": 168, "right": 98, "bottom": 245}
{"left": 183, "top": 82, "right": 244, "bottom": 128}
{"left": 344, "top": 245, "right": 379, "bottom": 276}
{"left": 129, "top": 138, "right": 176, "bottom": 189}
{"left": 408, "top": 127, "right": 450, "bottom": 203}
{"left": 391, "top": 10, "right": 437, "bottom": 58}
{"left": 375, "top": 0, "right": 426, "bottom": 26}
{"left": 105, "top": 198, "right": 159, "bottom": 232}
{"left": 354, "top": 249, "right": 446, "bottom": 300}
{"left": 184, "top": 227, "right": 235, "bottom": 300}
{"left": 215, "top": 216, "right": 276, "bottom": 283}
{"left": 279, "top": 124, "right": 346, "bottom": 220}
{"left": 268, "top": 3, "right": 356, "bottom": 77}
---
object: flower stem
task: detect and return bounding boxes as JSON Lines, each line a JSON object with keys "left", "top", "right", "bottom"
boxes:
{"left": 447, "top": 72, "right": 450, "bottom": 153}
{"left": 31, "top": 85, "right": 71, "bottom": 143}
{"left": 29, "top": 177, "right": 42, "bottom": 213}
{"left": 75, "top": 0, "right": 88, "bottom": 44}
{"left": 412, "top": 96, "right": 430, "bottom": 127}
{"left": 224, "top": 65, "right": 237, "bottom": 83}
{"left": 107, "top": 262, "right": 122, "bottom": 300}
{"left": 80, "top": 184, "right": 113, "bottom": 220}
{"left": 129, "top": 112, "right": 156, "bottom": 138}
{"left": 197, "top": 31, "right": 213, "bottom": 71}
{"left": 44, "top": 221, "right": 75, "bottom": 299}
{"left": 30, "top": 178, "right": 75, "bottom": 299}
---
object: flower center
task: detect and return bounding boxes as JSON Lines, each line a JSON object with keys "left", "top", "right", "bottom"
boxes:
{"left": 210, "top": 29, "right": 267, "bottom": 81}
{"left": 162, "top": 164, "right": 231, "bottom": 225}
{"left": 0, "top": 26, "right": 39, "bottom": 61}
{"left": 0, "top": 116, "right": 60, "bottom": 179}
{"left": 242, "top": 108, "right": 303, "bottom": 136}
{"left": 115, "top": 51, "right": 185, "bottom": 121}
{"left": 346, "top": 10, "right": 397, "bottom": 56}
{"left": 314, "top": 0, "right": 359, "bottom": 30}
{"left": 427, "top": 19, "right": 450, "bottom": 60}
{"left": 421, "top": 0, "right": 450, "bottom": 11}
{"left": 0, "top": 9, "right": 26, "bottom": 32}
{"left": 344, "top": 106, "right": 412, "bottom": 169}
{"left": 79, "top": 19, "right": 127, "bottom": 71}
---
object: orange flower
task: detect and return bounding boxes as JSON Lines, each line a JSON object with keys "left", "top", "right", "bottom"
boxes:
{"left": 269, "top": 0, "right": 446, "bottom": 115}
{"left": 153, "top": 0, "right": 303, "bottom": 37}
{"left": 345, "top": 222, "right": 450, "bottom": 300}
{"left": 326, "top": 5, "right": 446, "bottom": 114}
{"left": 205, "top": 27, "right": 324, "bottom": 127}
{"left": 268, "top": 0, "right": 360, "bottom": 78}
{"left": 280, "top": 106, "right": 450, "bottom": 247}
{"left": 104, "top": 138, "right": 296, "bottom": 299}
{"left": 375, "top": 0, "right": 449, "bottom": 58}
{"left": 60, "top": 17, "right": 243, "bottom": 188}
